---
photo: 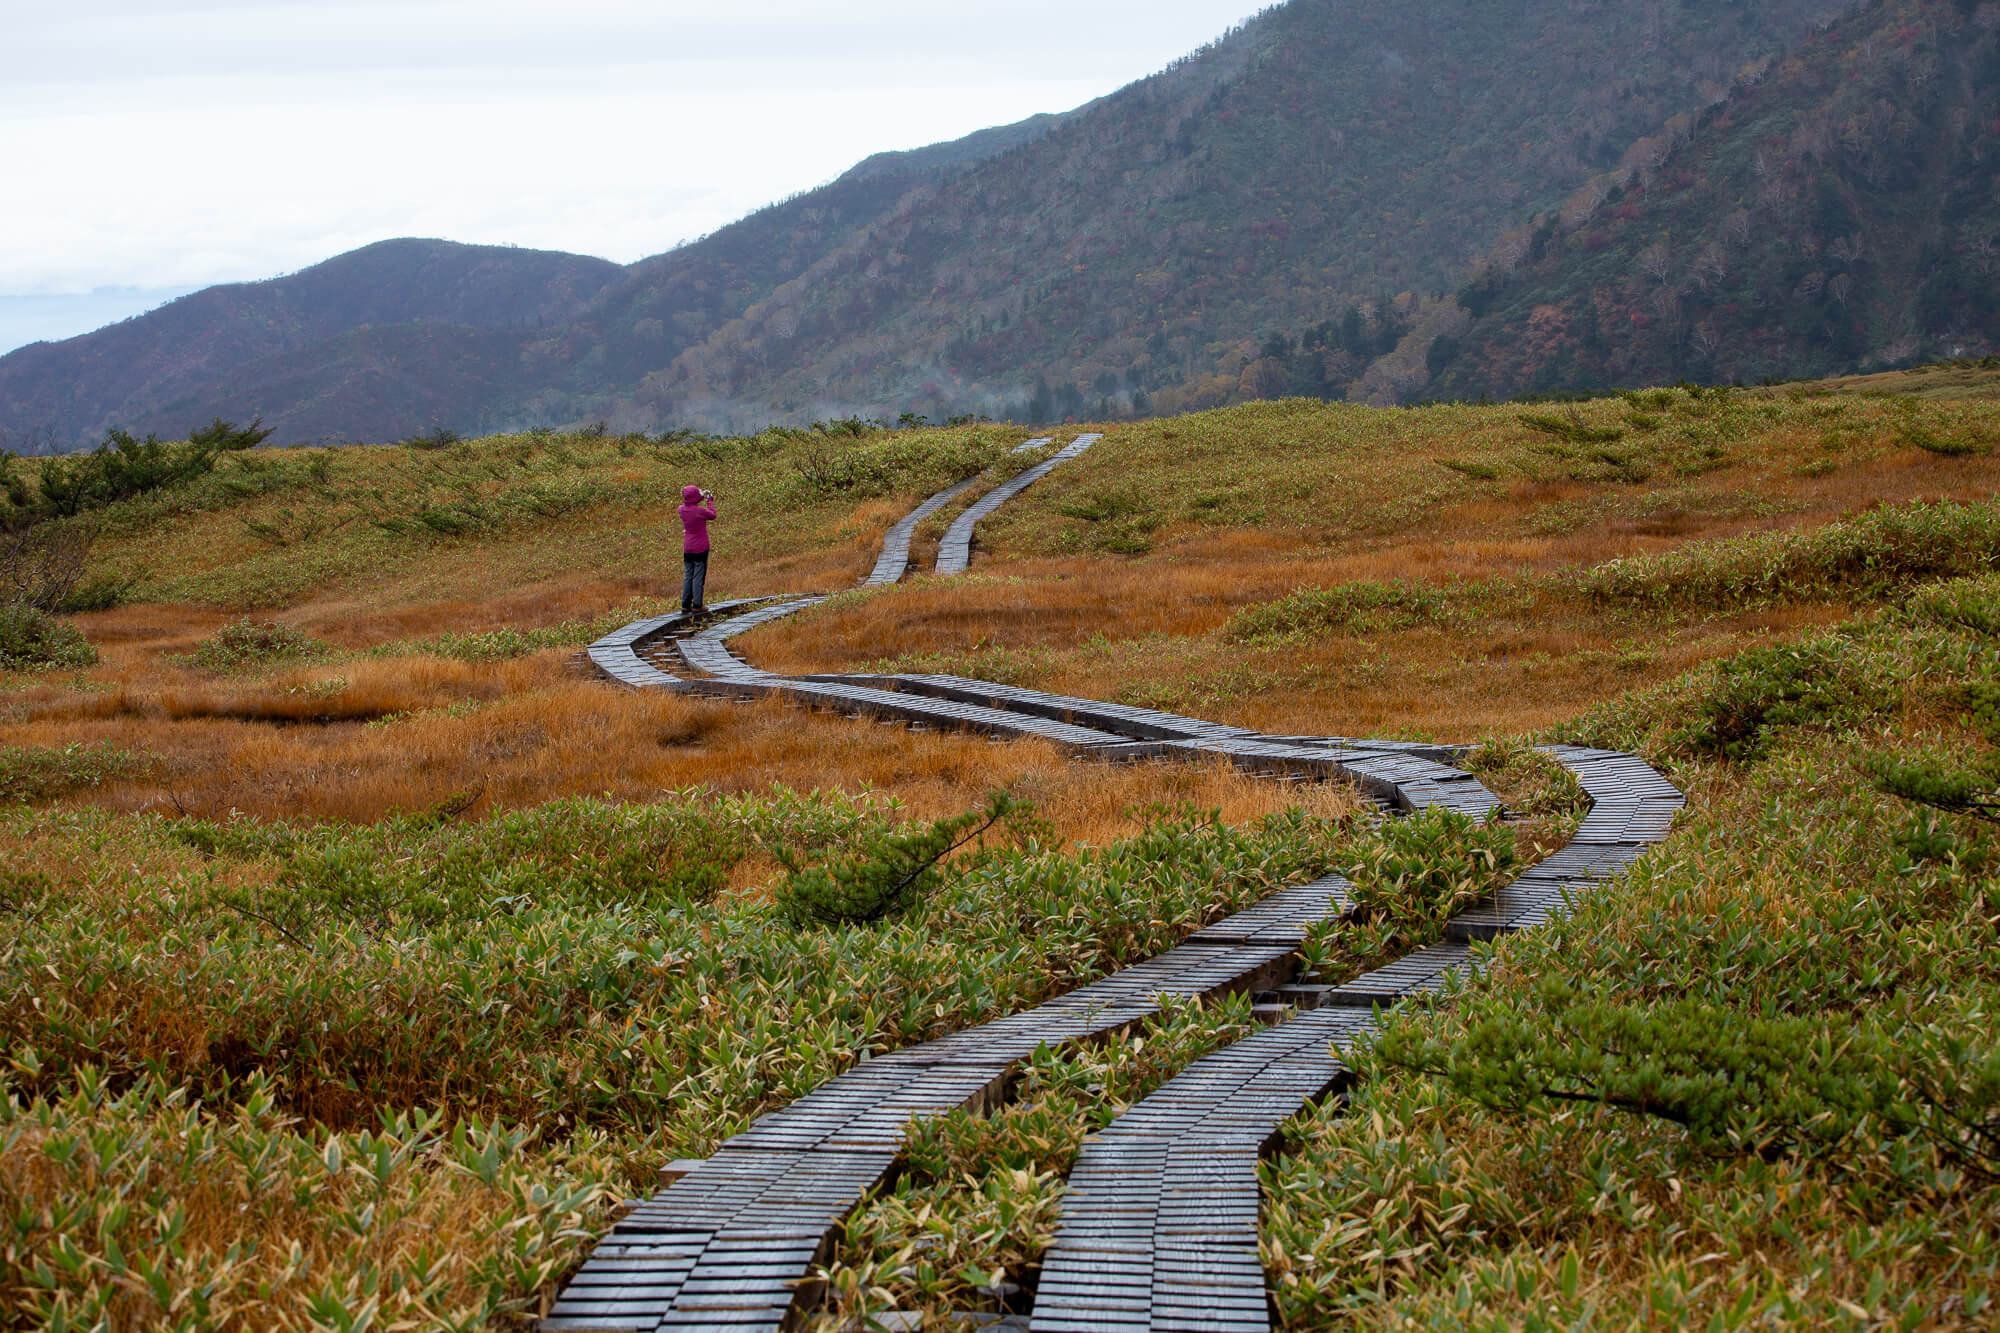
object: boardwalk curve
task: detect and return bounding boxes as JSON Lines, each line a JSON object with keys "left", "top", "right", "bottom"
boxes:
{"left": 549, "top": 451, "right": 1684, "bottom": 1332}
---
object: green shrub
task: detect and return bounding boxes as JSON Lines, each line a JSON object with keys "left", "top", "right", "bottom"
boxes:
{"left": 1519, "top": 407, "right": 1626, "bottom": 445}
{"left": 1680, "top": 636, "right": 1895, "bottom": 762}
{"left": 0, "top": 604, "right": 97, "bottom": 670}
{"left": 1297, "top": 806, "right": 1515, "bottom": 984}
{"left": 776, "top": 794, "right": 1021, "bottom": 926}
{"left": 401, "top": 426, "right": 462, "bottom": 450}
{"left": 1907, "top": 576, "right": 2000, "bottom": 638}
{"left": 1057, "top": 490, "right": 1150, "bottom": 523}
{"left": 1463, "top": 738, "right": 1591, "bottom": 824}
{"left": 36, "top": 418, "right": 270, "bottom": 517}
{"left": 1344, "top": 806, "right": 1516, "bottom": 923}
{"left": 1863, "top": 750, "right": 2000, "bottom": 822}
{"left": 1896, "top": 399, "right": 1994, "bottom": 457}
{"left": 52, "top": 573, "right": 138, "bottom": 614}
{"left": 0, "top": 743, "right": 147, "bottom": 804}
{"left": 1438, "top": 457, "right": 1502, "bottom": 481}
{"left": 1228, "top": 579, "right": 1453, "bottom": 641}
{"left": 180, "top": 617, "right": 329, "bottom": 672}
{"left": 178, "top": 794, "right": 745, "bottom": 930}
{"left": 0, "top": 867, "right": 52, "bottom": 914}
{"left": 783, "top": 433, "right": 996, "bottom": 505}
{"left": 1371, "top": 977, "right": 2000, "bottom": 1175}
{"left": 1586, "top": 499, "right": 2000, "bottom": 610}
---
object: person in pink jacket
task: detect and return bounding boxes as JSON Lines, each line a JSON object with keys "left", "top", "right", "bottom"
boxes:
{"left": 678, "top": 484, "right": 717, "bottom": 613}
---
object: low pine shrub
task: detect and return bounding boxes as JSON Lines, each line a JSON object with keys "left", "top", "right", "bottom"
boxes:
{"left": 36, "top": 418, "right": 270, "bottom": 517}
{"left": 775, "top": 793, "right": 1022, "bottom": 926}
{"left": 1895, "top": 398, "right": 1995, "bottom": 457}
{"left": 400, "top": 425, "right": 462, "bottom": 450}
{"left": 0, "top": 603, "right": 97, "bottom": 670}
{"left": 1519, "top": 406, "right": 1627, "bottom": 445}
{"left": 1679, "top": 635, "right": 1896, "bottom": 763}
{"left": 1862, "top": 749, "right": 2000, "bottom": 822}
{"left": 52, "top": 573, "right": 137, "bottom": 614}
{"left": 1371, "top": 976, "right": 2000, "bottom": 1175}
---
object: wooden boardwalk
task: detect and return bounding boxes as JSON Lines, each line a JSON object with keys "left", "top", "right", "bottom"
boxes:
{"left": 555, "top": 452, "right": 1685, "bottom": 1332}
{"left": 936, "top": 434, "right": 1101, "bottom": 576}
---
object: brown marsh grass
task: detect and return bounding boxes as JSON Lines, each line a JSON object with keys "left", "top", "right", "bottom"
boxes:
{"left": 30, "top": 382, "right": 2000, "bottom": 819}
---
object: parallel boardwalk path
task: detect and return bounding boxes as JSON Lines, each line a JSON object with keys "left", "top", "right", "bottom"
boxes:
{"left": 552, "top": 449, "right": 1685, "bottom": 1332}
{"left": 937, "top": 433, "right": 1101, "bottom": 575}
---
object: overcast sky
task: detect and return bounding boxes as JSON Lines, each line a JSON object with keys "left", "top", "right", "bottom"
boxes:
{"left": 1, "top": 0, "right": 1266, "bottom": 353}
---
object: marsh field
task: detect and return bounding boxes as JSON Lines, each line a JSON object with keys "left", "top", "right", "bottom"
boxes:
{"left": 4, "top": 377, "right": 2000, "bottom": 1329}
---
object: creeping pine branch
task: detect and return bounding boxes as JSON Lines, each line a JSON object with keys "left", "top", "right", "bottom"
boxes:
{"left": 225, "top": 903, "right": 317, "bottom": 955}
{"left": 871, "top": 794, "right": 1021, "bottom": 910}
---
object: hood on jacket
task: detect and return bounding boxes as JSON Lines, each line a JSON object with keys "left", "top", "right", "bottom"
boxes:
{"left": 682, "top": 485, "right": 703, "bottom": 504}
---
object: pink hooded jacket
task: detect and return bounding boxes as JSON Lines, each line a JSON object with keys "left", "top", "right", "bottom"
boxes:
{"left": 678, "top": 485, "right": 716, "bottom": 555}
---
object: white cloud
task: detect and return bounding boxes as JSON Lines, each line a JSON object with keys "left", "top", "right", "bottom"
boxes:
{"left": 0, "top": 0, "right": 1266, "bottom": 320}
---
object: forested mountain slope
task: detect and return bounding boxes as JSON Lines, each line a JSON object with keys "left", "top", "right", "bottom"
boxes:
{"left": 623, "top": 0, "right": 1854, "bottom": 429}
{"left": 0, "top": 115, "right": 1068, "bottom": 450}
{"left": 1425, "top": 0, "right": 2000, "bottom": 399}
{"left": 0, "top": 0, "right": 1856, "bottom": 446}
{"left": 0, "top": 240, "right": 621, "bottom": 449}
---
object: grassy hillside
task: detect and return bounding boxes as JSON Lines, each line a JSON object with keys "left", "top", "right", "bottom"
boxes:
{"left": 4, "top": 374, "right": 1999, "bottom": 1327}
{"left": 1429, "top": 0, "right": 2000, "bottom": 399}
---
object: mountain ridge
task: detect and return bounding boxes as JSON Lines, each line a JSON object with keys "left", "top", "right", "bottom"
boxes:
{"left": 1, "top": 0, "right": 1861, "bottom": 448}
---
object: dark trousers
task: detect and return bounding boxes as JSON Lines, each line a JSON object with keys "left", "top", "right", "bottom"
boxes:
{"left": 681, "top": 552, "right": 709, "bottom": 611}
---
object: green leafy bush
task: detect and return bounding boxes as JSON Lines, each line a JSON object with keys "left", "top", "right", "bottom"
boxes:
{"left": 179, "top": 617, "right": 329, "bottom": 672}
{"left": 177, "top": 794, "right": 745, "bottom": 931}
{"left": 1293, "top": 806, "right": 1515, "bottom": 986}
{"left": 1344, "top": 806, "right": 1515, "bottom": 923}
{"left": 782, "top": 433, "right": 997, "bottom": 505}
{"left": 0, "top": 603, "right": 97, "bottom": 670}
{"left": 1228, "top": 579, "right": 1453, "bottom": 641}
{"left": 1585, "top": 499, "right": 2000, "bottom": 610}
{"left": 1907, "top": 576, "right": 2000, "bottom": 638}
{"left": 825, "top": 996, "right": 1255, "bottom": 1325}
{"left": 0, "top": 743, "right": 147, "bottom": 804}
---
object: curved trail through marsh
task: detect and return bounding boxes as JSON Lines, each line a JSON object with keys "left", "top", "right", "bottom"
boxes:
{"left": 546, "top": 443, "right": 1684, "bottom": 1332}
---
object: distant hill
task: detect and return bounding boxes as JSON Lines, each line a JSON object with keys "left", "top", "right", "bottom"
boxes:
{"left": 0, "top": 240, "right": 621, "bottom": 449}
{"left": 0, "top": 117, "right": 1076, "bottom": 450}
{"left": 0, "top": 0, "right": 1858, "bottom": 448}
{"left": 1424, "top": 0, "right": 2000, "bottom": 399}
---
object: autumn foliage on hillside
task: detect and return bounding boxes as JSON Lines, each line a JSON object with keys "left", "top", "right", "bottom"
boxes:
{"left": 1430, "top": 0, "right": 2000, "bottom": 399}
{"left": 627, "top": 0, "right": 1848, "bottom": 430}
